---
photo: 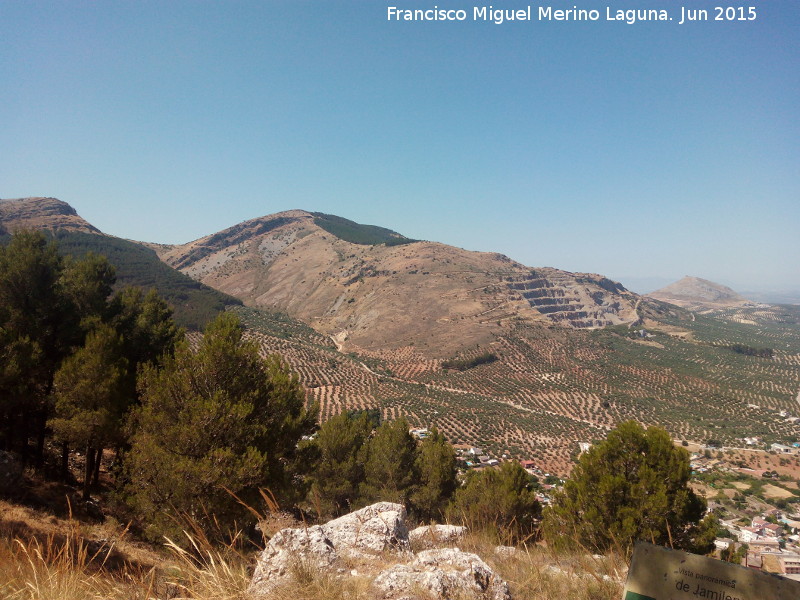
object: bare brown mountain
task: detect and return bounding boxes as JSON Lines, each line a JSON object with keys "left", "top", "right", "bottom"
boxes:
{"left": 647, "top": 276, "right": 753, "bottom": 311}
{"left": 154, "top": 210, "right": 640, "bottom": 355}
{"left": 0, "top": 197, "right": 102, "bottom": 235}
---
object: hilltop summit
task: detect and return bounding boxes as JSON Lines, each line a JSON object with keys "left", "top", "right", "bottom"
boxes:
{"left": 0, "top": 197, "right": 101, "bottom": 235}
{"left": 647, "top": 276, "right": 752, "bottom": 311}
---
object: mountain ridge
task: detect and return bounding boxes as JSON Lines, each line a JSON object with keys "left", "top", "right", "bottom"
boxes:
{"left": 0, "top": 197, "right": 240, "bottom": 329}
{"left": 0, "top": 197, "right": 102, "bottom": 235}
{"left": 151, "top": 207, "right": 641, "bottom": 355}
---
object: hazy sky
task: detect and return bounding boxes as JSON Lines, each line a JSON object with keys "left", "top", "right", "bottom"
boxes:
{"left": 2, "top": 1, "right": 798, "bottom": 291}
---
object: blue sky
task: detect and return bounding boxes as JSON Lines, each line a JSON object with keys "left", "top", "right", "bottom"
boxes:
{"left": 1, "top": 1, "right": 798, "bottom": 292}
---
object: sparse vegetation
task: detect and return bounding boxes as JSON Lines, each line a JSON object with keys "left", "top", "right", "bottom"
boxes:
{"left": 0, "top": 512, "right": 624, "bottom": 600}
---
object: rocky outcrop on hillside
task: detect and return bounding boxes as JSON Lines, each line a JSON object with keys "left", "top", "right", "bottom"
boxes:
{"left": 504, "top": 269, "right": 637, "bottom": 328}
{"left": 249, "top": 502, "right": 511, "bottom": 600}
{"left": 0, "top": 197, "right": 101, "bottom": 234}
{"left": 409, "top": 524, "right": 467, "bottom": 549}
{"left": 374, "top": 548, "right": 510, "bottom": 600}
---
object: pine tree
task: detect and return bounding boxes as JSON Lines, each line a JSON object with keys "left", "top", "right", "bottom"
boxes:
{"left": 50, "top": 324, "right": 127, "bottom": 498}
{"left": 123, "top": 312, "right": 316, "bottom": 541}
{"left": 0, "top": 231, "right": 72, "bottom": 464}
{"left": 110, "top": 287, "right": 182, "bottom": 370}
{"left": 108, "top": 286, "right": 182, "bottom": 430}
{"left": 409, "top": 426, "right": 457, "bottom": 521}
{"left": 449, "top": 461, "right": 540, "bottom": 542}
{"left": 359, "top": 417, "right": 417, "bottom": 505}
{"left": 304, "top": 411, "right": 372, "bottom": 517}
{"left": 62, "top": 251, "right": 116, "bottom": 322}
{"left": 542, "top": 420, "right": 711, "bottom": 554}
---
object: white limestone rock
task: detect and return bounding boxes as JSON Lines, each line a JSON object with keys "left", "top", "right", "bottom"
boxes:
{"left": 408, "top": 524, "right": 467, "bottom": 549}
{"left": 373, "top": 547, "right": 511, "bottom": 600}
{"left": 250, "top": 502, "right": 408, "bottom": 596}
{"left": 321, "top": 501, "right": 409, "bottom": 558}
{"left": 249, "top": 503, "right": 511, "bottom": 599}
{"left": 249, "top": 525, "right": 335, "bottom": 595}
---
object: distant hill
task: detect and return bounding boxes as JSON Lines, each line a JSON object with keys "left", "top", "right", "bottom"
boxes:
{"left": 154, "top": 209, "right": 641, "bottom": 355}
{"left": 647, "top": 276, "right": 753, "bottom": 311}
{"left": 0, "top": 197, "right": 240, "bottom": 330}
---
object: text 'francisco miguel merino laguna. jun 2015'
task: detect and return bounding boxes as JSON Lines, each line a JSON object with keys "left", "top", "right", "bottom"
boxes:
{"left": 386, "top": 5, "right": 758, "bottom": 25}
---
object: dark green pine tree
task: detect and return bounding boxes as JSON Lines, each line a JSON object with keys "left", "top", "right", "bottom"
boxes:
{"left": 108, "top": 286, "right": 183, "bottom": 432}
{"left": 449, "top": 461, "right": 540, "bottom": 542}
{"left": 359, "top": 417, "right": 418, "bottom": 506}
{"left": 123, "top": 312, "right": 317, "bottom": 541}
{"left": 61, "top": 251, "right": 117, "bottom": 322}
{"left": 542, "top": 420, "right": 714, "bottom": 555}
{"left": 50, "top": 324, "right": 127, "bottom": 499}
{"left": 304, "top": 411, "right": 373, "bottom": 517}
{"left": 409, "top": 426, "right": 457, "bottom": 522}
{"left": 0, "top": 231, "right": 74, "bottom": 464}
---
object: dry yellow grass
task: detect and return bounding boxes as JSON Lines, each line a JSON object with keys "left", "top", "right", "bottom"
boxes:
{"left": 762, "top": 483, "right": 796, "bottom": 499}
{"left": 0, "top": 530, "right": 156, "bottom": 599}
{"left": 0, "top": 522, "right": 625, "bottom": 600}
{"left": 1, "top": 490, "right": 623, "bottom": 600}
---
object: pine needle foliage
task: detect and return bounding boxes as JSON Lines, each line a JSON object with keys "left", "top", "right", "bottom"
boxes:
{"left": 542, "top": 420, "right": 713, "bottom": 555}
{"left": 409, "top": 426, "right": 457, "bottom": 521}
{"left": 303, "top": 411, "right": 373, "bottom": 517}
{"left": 448, "top": 461, "right": 540, "bottom": 543}
{"left": 359, "top": 417, "right": 418, "bottom": 505}
{"left": 123, "top": 312, "right": 317, "bottom": 542}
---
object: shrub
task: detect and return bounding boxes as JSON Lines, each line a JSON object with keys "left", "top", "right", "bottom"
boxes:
{"left": 123, "top": 313, "right": 316, "bottom": 541}
{"left": 448, "top": 461, "right": 540, "bottom": 543}
{"left": 543, "top": 421, "right": 714, "bottom": 555}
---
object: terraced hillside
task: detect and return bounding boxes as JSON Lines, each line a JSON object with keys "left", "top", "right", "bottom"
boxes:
{"left": 233, "top": 303, "right": 800, "bottom": 476}
{"left": 504, "top": 270, "right": 634, "bottom": 328}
